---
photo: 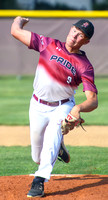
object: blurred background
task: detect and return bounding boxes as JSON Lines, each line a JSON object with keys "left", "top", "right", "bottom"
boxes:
{"left": 0, "top": 0, "right": 108, "bottom": 10}
{"left": 0, "top": 0, "right": 108, "bottom": 76}
{"left": 0, "top": 0, "right": 108, "bottom": 126}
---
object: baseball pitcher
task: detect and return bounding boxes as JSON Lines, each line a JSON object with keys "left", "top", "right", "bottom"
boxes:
{"left": 11, "top": 17, "right": 98, "bottom": 198}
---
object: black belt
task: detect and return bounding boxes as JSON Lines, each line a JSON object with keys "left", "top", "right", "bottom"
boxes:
{"left": 33, "top": 94, "right": 69, "bottom": 107}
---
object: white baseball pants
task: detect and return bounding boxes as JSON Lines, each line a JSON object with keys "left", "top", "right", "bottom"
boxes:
{"left": 29, "top": 96, "right": 75, "bottom": 181}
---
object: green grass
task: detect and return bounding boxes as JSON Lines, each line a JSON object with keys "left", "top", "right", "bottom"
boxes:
{"left": 0, "top": 75, "right": 108, "bottom": 125}
{"left": 0, "top": 146, "right": 35, "bottom": 176}
{"left": 54, "top": 146, "right": 108, "bottom": 175}
{"left": 0, "top": 146, "right": 108, "bottom": 176}
{"left": 0, "top": 76, "right": 33, "bottom": 125}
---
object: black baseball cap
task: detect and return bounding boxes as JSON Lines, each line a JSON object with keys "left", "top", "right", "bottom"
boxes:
{"left": 73, "top": 19, "right": 94, "bottom": 39}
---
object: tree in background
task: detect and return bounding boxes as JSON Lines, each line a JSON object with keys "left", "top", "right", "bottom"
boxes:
{"left": 34, "top": 1, "right": 76, "bottom": 10}
{"left": 0, "top": 0, "right": 108, "bottom": 10}
{"left": 92, "top": 0, "right": 108, "bottom": 10}
{"left": 0, "top": 0, "right": 20, "bottom": 9}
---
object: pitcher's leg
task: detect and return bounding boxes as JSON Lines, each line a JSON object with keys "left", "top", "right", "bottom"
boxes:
{"left": 30, "top": 122, "right": 46, "bottom": 164}
{"left": 29, "top": 98, "right": 49, "bottom": 163}
{"left": 34, "top": 101, "right": 74, "bottom": 180}
{"left": 35, "top": 120, "right": 63, "bottom": 180}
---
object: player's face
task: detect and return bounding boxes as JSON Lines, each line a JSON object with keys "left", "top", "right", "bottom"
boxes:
{"left": 66, "top": 26, "right": 89, "bottom": 51}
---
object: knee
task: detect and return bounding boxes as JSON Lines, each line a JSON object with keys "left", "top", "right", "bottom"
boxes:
{"left": 32, "top": 154, "right": 40, "bottom": 164}
{"left": 35, "top": 161, "right": 40, "bottom": 165}
{"left": 31, "top": 144, "right": 42, "bottom": 164}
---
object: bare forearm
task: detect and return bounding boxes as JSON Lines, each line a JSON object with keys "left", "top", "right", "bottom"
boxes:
{"left": 70, "top": 91, "right": 98, "bottom": 119}
{"left": 77, "top": 98, "right": 98, "bottom": 113}
{"left": 11, "top": 16, "right": 31, "bottom": 46}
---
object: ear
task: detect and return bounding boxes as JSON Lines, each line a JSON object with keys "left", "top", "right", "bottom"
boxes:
{"left": 84, "top": 39, "right": 90, "bottom": 45}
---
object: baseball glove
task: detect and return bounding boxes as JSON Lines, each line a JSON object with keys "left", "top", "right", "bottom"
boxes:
{"left": 61, "top": 112, "right": 85, "bottom": 135}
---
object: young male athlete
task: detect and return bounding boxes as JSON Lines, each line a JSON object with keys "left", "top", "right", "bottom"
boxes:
{"left": 11, "top": 17, "right": 98, "bottom": 197}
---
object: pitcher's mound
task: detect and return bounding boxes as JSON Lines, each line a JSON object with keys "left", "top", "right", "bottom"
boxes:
{"left": 0, "top": 174, "right": 108, "bottom": 200}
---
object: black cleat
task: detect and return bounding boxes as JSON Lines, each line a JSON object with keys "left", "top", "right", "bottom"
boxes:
{"left": 58, "top": 141, "right": 70, "bottom": 163}
{"left": 27, "top": 176, "right": 45, "bottom": 198}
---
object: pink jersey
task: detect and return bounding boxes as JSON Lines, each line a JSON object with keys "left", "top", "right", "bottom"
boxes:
{"left": 29, "top": 32, "right": 97, "bottom": 101}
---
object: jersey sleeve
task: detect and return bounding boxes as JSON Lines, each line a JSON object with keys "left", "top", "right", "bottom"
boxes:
{"left": 28, "top": 32, "right": 52, "bottom": 52}
{"left": 81, "top": 65, "right": 98, "bottom": 94}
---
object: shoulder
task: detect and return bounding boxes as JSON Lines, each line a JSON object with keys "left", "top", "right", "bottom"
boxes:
{"left": 78, "top": 51, "right": 94, "bottom": 71}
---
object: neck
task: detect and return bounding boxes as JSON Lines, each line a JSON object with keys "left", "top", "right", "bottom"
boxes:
{"left": 65, "top": 43, "right": 81, "bottom": 54}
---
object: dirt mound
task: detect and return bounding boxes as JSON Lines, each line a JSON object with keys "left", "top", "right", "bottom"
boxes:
{"left": 0, "top": 175, "right": 108, "bottom": 200}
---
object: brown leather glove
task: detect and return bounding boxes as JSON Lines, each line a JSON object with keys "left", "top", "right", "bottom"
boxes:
{"left": 61, "top": 112, "right": 85, "bottom": 135}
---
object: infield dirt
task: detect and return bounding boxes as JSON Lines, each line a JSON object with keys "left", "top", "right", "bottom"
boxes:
{"left": 0, "top": 125, "right": 108, "bottom": 147}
